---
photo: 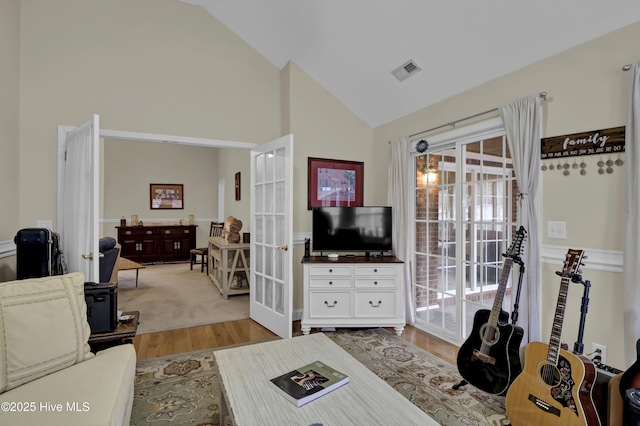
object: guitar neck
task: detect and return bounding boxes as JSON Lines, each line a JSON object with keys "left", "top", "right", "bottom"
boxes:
{"left": 547, "top": 275, "right": 570, "bottom": 364}
{"left": 487, "top": 258, "right": 514, "bottom": 327}
{"left": 547, "top": 248, "right": 584, "bottom": 365}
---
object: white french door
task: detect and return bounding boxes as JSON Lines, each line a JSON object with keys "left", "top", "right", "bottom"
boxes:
{"left": 57, "top": 115, "right": 100, "bottom": 283}
{"left": 250, "top": 135, "right": 294, "bottom": 338}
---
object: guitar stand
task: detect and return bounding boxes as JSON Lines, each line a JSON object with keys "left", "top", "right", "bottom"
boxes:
{"left": 452, "top": 255, "right": 525, "bottom": 392}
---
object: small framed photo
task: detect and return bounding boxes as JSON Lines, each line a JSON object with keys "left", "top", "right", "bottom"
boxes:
{"left": 150, "top": 184, "right": 184, "bottom": 209}
{"left": 235, "top": 172, "right": 241, "bottom": 201}
{"left": 307, "top": 157, "right": 364, "bottom": 210}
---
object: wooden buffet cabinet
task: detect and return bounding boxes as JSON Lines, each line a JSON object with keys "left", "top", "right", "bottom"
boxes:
{"left": 301, "top": 255, "right": 405, "bottom": 336}
{"left": 116, "top": 225, "right": 197, "bottom": 263}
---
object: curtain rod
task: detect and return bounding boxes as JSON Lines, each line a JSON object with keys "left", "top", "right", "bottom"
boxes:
{"left": 406, "top": 91, "right": 547, "bottom": 139}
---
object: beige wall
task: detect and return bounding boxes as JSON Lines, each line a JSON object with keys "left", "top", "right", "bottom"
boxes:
{"left": 282, "top": 61, "right": 374, "bottom": 309}
{"left": 17, "top": 0, "right": 281, "bottom": 231}
{"left": 374, "top": 22, "right": 640, "bottom": 368}
{"left": 0, "top": 0, "right": 20, "bottom": 280}
{"left": 102, "top": 139, "right": 221, "bottom": 247}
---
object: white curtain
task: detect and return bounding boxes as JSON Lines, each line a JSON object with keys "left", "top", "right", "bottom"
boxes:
{"left": 388, "top": 137, "right": 415, "bottom": 325}
{"left": 499, "top": 94, "right": 542, "bottom": 345}
{"left": 624, "top": 62, "right": 640, "bottom": 367}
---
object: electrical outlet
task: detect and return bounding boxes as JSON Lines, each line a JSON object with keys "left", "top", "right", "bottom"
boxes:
{"left": 593, "top": 343, "right": 607, "bottom": 365}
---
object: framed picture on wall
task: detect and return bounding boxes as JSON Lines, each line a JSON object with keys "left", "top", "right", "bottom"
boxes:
{"left": 307, "top": 157, "right": 364, "bottom": 210}
{"left": 150, "top": 183, "right": 184, "bottom": 209}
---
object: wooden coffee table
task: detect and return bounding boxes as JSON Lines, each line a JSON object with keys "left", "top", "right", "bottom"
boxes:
{"left": 117, "top": 258, "right": 145, "bottom": 287}
{"left": 214, "top": 333, "right": 438, "bottom": 426}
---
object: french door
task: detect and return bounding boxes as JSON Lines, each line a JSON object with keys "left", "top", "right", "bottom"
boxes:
{"left": 250, "top": 135, "right": 294, "bottom": 339}
{"left": 412, "top": 121, "right": 518, "bottom": 344}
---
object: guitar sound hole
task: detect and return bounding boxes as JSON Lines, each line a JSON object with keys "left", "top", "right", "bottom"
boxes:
{"left": 479, "top": 324, "right": 500, "bottom": 346}
{"left": 539, "top": 363, "right": 561, "bottom": 386}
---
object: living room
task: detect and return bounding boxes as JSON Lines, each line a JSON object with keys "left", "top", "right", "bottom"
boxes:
{"left": 2, "top": 0, "right": 640, "bottom": 424}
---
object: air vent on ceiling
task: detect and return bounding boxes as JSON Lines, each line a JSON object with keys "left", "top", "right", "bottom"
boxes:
{"left": 391, "top": 59, "right": 422, "bottom": 82}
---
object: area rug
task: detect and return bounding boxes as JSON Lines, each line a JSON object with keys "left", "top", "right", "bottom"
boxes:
{"left": 118, "top": 263, "right": 249, "bottom": 334}
{"left": 131, "top": 328, "right": 509, "bottom": 425}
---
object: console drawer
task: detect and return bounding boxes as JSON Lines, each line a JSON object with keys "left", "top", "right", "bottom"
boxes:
{"left": 309, "top": 265, "right": 352, "bottom": 276}
{"left": 354, "top": 278, "right": 396, "bottom": 288}
{"left": 355, "top": 292, "right": 397, "bottom": 317}
{"left": 309, "top": 292, "right": 352, "bottom": 318}
{"left": 354, "top": 265, "right": 396, "bottom": 277}
{"left": 309, "top": 278, "right": 352, "bottom": 288}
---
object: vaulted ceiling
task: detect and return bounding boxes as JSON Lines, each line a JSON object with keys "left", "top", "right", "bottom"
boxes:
{"left": 180, "top": 1, "right": 640, "bottom": 128}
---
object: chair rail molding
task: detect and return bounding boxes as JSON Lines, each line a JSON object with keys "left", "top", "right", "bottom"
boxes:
{"left": 541, "top": 245, "right": 622, "bottom": 273}
{"left": 0, "top": 239, "right": 16, "bottom": 259}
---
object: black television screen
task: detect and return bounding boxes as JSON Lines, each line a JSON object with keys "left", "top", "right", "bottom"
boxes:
{"left": 312, "top": 206, "right": 393, "bottom": 253}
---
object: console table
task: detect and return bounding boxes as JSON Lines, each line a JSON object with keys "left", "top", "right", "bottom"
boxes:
{"left": 301, "top": 256, "right": 405, "bottom": 336}
{"left": 116, "top": 224, "right": 197, "bottom": 263}
{"left": 208, "top": 236, "right": 250, "bottom": 299}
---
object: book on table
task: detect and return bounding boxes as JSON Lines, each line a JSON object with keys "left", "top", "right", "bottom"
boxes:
{"left": 269, "top": 360, "right": 349, "bottom": 407}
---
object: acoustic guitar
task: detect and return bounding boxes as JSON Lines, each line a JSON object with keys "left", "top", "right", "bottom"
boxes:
{"left": 456, "top": 226, "right": 526, "bottom": 395}
{"left": 505, "top": 249, "right": 601, "bottom": 426}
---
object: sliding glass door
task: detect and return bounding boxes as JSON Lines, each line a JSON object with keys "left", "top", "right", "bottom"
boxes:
{"left": 412, "top": 121, "right": 519, "bottom": 344}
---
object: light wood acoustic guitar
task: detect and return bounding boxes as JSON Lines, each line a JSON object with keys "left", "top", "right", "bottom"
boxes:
{"left": 456, "top": 226, "right": 526, "bottom": 396}
{"left": 505, "top": 249, "right": 601, "bottom": 426}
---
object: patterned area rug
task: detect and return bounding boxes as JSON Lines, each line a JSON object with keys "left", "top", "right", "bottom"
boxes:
{"left": 131, "top": 329, "right": 509, "bottom": 425}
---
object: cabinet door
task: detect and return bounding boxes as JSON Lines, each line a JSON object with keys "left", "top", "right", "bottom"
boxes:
{"left": 139, "top": 229, "right": 158, "bottom": 262}
{"left": 119, "top": 229, "right": 139, "bottom": 261}
{"left": 158, "top": 234, "right": 177, "bottom": 260}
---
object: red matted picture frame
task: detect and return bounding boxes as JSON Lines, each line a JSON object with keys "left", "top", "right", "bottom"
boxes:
{"left": 150, "top": 183, "right": 184, "bottom": 209}
{"left": 307, "top": 157, "right": 364, "bottom": 210}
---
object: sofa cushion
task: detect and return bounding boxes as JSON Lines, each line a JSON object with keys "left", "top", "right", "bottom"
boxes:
{"left": 0, "top": 344, "right": 136, "bottom": 426}
{"left": 0, "top": 272, "right": 93, "bottom": 393}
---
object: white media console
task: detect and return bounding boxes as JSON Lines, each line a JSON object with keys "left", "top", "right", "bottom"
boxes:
{"left": 301, "top": 255, "right": 405, "bottom": 336}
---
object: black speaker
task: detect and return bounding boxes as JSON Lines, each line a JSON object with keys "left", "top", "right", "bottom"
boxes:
{"left": 304, "top": 238, "right": 311, "bottom": 259}
{"left": 625, "top": 389, "right": 640, "bottom": 425}
{"left": 84, "top": 282, "right": 117, "bottom": 334}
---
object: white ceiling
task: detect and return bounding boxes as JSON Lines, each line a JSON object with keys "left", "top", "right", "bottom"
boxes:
{"left": 180, "top": 0, "right": 640, "bottom": 128}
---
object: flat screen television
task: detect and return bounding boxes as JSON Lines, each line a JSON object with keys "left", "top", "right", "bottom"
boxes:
{"left": 312, "top": 206, "right": 393, "bottom": 254}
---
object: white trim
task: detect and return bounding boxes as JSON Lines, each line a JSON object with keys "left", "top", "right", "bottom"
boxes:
{"left": 59, "top": 125, "right": 259, "bottom": 150}
{"left": 0, "top": 240, "right": 16, "bottom": 259}
{"left": 541, "top": 245, "right": 622, "bottom": 273}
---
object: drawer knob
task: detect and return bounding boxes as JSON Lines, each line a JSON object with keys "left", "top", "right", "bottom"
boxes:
{"left": 125, "top": 231, "right": 132, "bottom": 235}
{"left": 369, "top": 300, "right": 382, "bottom": 308}
{"left": 329, "top": 269, "right": 333, "bottom": 273}
{"left": 374, "top": 281, "right": 378, "bottom": 285}
{"left": 374, "top": 269, "right": 378, "bottom": 273}
{"left": 147, "top": 231, "right": 153, "bottom": 234}
{"left": 329, "top": 281, "right": 333, "bottom": 285}
{"left": 324, "top": 300, "right": 338, "bottom": 308}
{"left": 165, "top": 230, "right": 170, "bottom": 234}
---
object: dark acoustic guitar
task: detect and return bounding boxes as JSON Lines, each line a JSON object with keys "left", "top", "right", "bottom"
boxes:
{"left": 505, "top": 249, "right": 601, "bottom": 426}
{"left": 619, "top": 338, "right": 640, "bottom": 398}
{"left": 456, "top": 226, "right": 526, "bottom": 396}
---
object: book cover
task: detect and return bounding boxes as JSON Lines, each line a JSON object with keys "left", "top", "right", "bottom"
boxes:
{"left": 269, "top": 360, "right": 349, "bottom": 407}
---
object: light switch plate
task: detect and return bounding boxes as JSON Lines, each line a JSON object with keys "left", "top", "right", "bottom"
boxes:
{"left": 547, "top": 221, "right": 566, "bottom": 239}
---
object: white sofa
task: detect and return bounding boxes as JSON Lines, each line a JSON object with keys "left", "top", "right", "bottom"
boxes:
{"left": 0, "top": 272, "right": 137, "bottom": 425}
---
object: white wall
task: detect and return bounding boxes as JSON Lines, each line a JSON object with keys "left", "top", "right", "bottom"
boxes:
{"left": 374, "top": 22, "right": 640, "bottom": 368}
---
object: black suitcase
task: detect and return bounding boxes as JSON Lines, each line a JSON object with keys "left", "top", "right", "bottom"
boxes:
{"left": 84, "top": 282, "right": 117, "bottom": 334}
{"left": 14, "top": 228, "right": 66, "bottom": 280}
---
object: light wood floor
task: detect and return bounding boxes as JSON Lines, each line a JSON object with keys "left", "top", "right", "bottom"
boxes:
{"left": 133, "top": 319, "right": 458, "bottom": 365}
